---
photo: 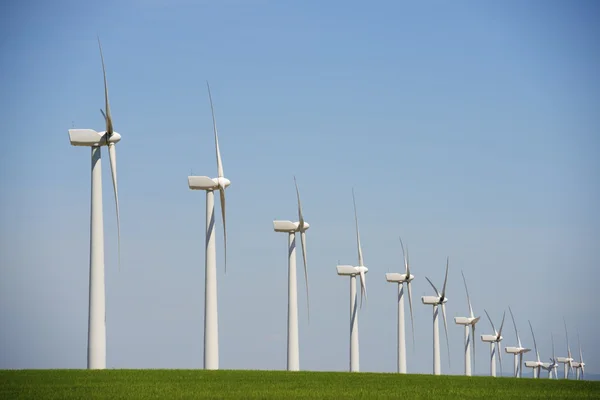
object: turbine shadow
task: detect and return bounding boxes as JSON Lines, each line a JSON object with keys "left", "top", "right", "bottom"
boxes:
{"left": 288, "top": 235, "right": 296, "bottom": 258}
{"left": 206, "top": 205, "right": 215, "bottom": 248}
{"left": 350, "top": 281, "right": 358, "bottom": 333}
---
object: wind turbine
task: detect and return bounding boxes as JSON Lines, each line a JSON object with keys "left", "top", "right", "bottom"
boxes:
{"left": 524, "top": 321, "right": 543, "bottom": 378}
{"left": 481, "top": 310, "right": 505, "bottom": 377}
{"left": 68, "top": 38, "right": 121, "bottom": 370}
{"left": 453, "top": 271, "right": 480, "bottom": 376}
{"left": 421, "top": 258, "right": 451, "bottom": 376}
{"left": 272, "top": 177, "right": 310, "bottom": 371}
{"left": 504, "top": 306, "right": 531, "bottom": 378}
{"left": 384, "top": 237, "right": 415, "bottom": 374}
{"left": 541, "top": 333, "right": 559, "bottom": 379}
{"left": 187, "top": 82, "right": 231, "bottom": 370}
{"left": 572, "top": 333, "right": 585, "bottom": 380}
{"left": 556, "top": 318, "right": 574, "bottom": 379}
{"left": 336, "top": 189, "right": 368, "bottom": 372}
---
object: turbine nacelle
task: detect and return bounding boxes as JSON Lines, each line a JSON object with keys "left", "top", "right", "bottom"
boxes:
{"left": 454, "top": 316, "right": 480, "bottom": 326}
{"left": 481, "top": 334, "right": 502, "bottom": 343}
{"left": 525, "top": 360, "right": 543, "bottom": 367}
{"left": 273, "top": 220, "right": 311, "bottom": 233}
{"left": 188, "top": 175, "right": 231, "bottom": 191}
{"left": 505, "top": 346, "right": 531, "bottom": 354}
{"left": 385, "top": 272, "right": 414, "bottom": 283}
{"left": 69, "top": 129, "right": 121, "bottom": 147}
{"left": 336, "top": 265, "right": 368, "bottom": 276}
{"left": 421, "top": 295, "right": 447, "bottom": 305}
{"left": 556, "top": 356, "right": 573, "bottom": 363}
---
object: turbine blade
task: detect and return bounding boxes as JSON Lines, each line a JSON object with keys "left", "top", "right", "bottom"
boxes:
{"left": 498, "top": 311, "right": 506, "bottom": 339}
{"left": 425, "top": 277, "right": 440, "bottom": 296}
{"left": 484, "top": 309, "right": 496, "bottom": 334}
{"left": 442, "top": 303, "right": 451, "bottom": 368}
{"left": 552, "top": 332, "right": 556, "bottom": 360}
{"left": 294, "top": 176, "right": 304, "bottom": 228}
{"left": 207, "top": 81, "right": 224, "bottom": 178}
{"left": 219, "top": 187, "right": 227, "bottom": 273}
{"left": 461, "top": 270, "right": 474, "bottom": 318}
{"left": 528, "top": 320, "right": 539, "bottom": 361}
{"left": 399, "top": 236, "right": 408, "bottom": 275}
{"left": 441, "top": 256, "right": 449, "bottom": 299}
{"left": 300, "top": 231, "right": 309, "bottom": 322}
{"left": 352, "top": 189, "right": 363, "bottom": 266}
{"left": 563, "top": 318, "right": 571, "bottom": 356}
{"left": 407, "top": 280, "right": 415, "bottom": 350}
{"left": 578, "top": 332, "right": 583, "bottom": 363}
{"left": 97, "top": 37, "right": 113, "bottom": 137}
{"left": 108, "top": 143, "right": 121, "bottom": 270}
{"left": 359, "top": 270, "right": 367, "bottom": 307}
{"left": 509, "top": 306, "right": 521, "bottom": 347}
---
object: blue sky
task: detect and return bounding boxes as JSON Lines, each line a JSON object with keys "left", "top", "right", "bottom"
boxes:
{"left": 1, "top": 0, "right": 598, "bottom": 375}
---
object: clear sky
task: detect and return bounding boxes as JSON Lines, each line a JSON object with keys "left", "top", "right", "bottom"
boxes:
{"left": 1, "top": 0, "right": 598, "bottom": 376}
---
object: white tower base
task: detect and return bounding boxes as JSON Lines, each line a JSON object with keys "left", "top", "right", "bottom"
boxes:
{"left": 204, "top": 190, "right": 219, "bottom": 370}
{"left": 287, "top": 232, "right": 299, "bottom": 371}
{"left": 88, "top": 146, "right": 106, "bottom": 370}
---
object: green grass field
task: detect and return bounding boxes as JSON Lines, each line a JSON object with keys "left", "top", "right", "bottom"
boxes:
{"left": 1, "top": 370, "right": 599, "bottom": 399}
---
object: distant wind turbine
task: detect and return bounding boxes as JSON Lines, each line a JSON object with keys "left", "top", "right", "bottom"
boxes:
{"left": 504, "top": 306, "right": 531, "bottom": 378}
{"left": 67, "top": 38, "right": 122, "bottom": 370}
{"left": 524, "top": 321, "right": 543, "bottom": 378}
{"left": 571, "top": 332, "right": 585, "bottom": 380}
{"left": 481, "top": 310, "right": 505, "bottom": 377}
{"left": 453, "top": 271, "right": 480, "bottom": 376}
{"left": 273, "top": 177, "right": 310, "bottom": 371}
{"left": 556, "top": 318, "right": 574, "bottom": 379}
{"left": 385, "top": 237, "right": 415, "bottom": 373}
{"left": 421, "top": 258, "right": 451, "bottom": 375}
{"left": 336, "top": 189, "right": 368, "bottom": 372}
{"left": 541, "top": 333, "right": 559, "bottom": 379}
{"left": 187, "top": 82, "right": 231, "bottom": 370}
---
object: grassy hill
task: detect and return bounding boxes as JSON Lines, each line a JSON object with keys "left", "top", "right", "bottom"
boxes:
{"left": 1, "top": 369, "right": 599, "bottom": 399}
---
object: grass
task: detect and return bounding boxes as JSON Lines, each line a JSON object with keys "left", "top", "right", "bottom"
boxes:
{"left": 1, "top": 369, "right": 599, "bottom": 399}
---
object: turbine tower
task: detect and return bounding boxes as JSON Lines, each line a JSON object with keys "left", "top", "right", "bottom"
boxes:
{"left": 524, "top": 321, "right": 543, "bottom": 378}
{"left": 481, "top": 310, "right": 505, "bottom": 377}
{"left": 68, "top": 38, "right": 122, "bottom": 370}
{"left": 421, "top": 258, "right": 451, "bottom": 376}
{"left": 541, "top": 333, "right": 559, "bottom": 379}
{"left": 336, "top": 189, "right": 368, "bottom": 372}
{"left": 187, "top": 82, "right": 231, "bottom": 370}
{"left": 504, "top": 306, "right": 531, "bottom": 378}
{"left": 556, "top": 318, "right": 574, "bottom": 379}
{"left": 384, "top": 237, "right": 415, "bottom": 374}
{"left": 453, "top": 271, "right": 480, "bottom": 376}
{"left": 272, "top": 177, "right": 310, "bottom": 371}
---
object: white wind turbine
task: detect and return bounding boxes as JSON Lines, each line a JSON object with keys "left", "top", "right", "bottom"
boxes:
{"left": 273, "top": 177, "right": 310, "bottom": 371}
{"left": 336, "top": 189, "right": 368, "bottom": 372}
{"left": 68, "top": 38, "right": 122, "bottom": 370}
{"left": 541, "top": 333, "right": 559, "bottom": 379}
{"left": 421, "top": 258, "right": 451, "bottom": 376}
{"left": 504, "top": 306, "right": 531, "bottom": 378}
{"left": 571, "top": 333, "right": 585, "bottom": 380}
{"left": 481, "top": 310, "right": 505, "bottom": 377}
{"left": 453, "top": 271, "right": 480, "bottom": 376}
{"left": 187, "top": 82, "right": 231, "bottom": 370}
{"left": 556, "top": 318, "right": 574, "bottom": 379}
{"left": 384, "top": 237, "right": 415, "bottom": 374}
{"left": 524, "top": 321, "right": 543, "bottom": 378}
